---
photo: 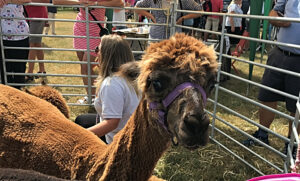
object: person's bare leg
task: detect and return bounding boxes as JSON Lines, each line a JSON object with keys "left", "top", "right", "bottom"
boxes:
{"left": 259, "top": 101, "right": 277, "bottom": 128}
{"left": 35, "top": 43, "right": 45, "bottom": 73}
{"left": 81, "top": 52, "right": 96, "bottom": 96}
{"left": 211, "top": 34, "right": 217, "bottom": 40}
{"left": 204, "top": 32, "right": 208, "bottom": 42}
{"left": 27, "top": 42, "right": 37, "bottom": 74}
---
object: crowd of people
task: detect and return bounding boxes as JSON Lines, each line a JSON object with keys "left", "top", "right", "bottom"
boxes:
{"left": 0, "top": 0, "right": 250, "bottom": 93}
{"left": 1, "top": 0, "right": 300, "bottom": 158}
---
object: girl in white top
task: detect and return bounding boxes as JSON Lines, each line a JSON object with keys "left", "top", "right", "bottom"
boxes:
{"left": 75, "top": 34, "right": 140, "bottom": 144}
{"left": 225, "top": 0, "right": 243, "bottom": 44}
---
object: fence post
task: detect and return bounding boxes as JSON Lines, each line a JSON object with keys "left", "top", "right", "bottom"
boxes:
{"left": 0, "top": 15, "right": 8, "bottom": 85}
{"left": 85, "top": 7, "right": 93, "bottom": 104}
{"left": 169, "top": 0, "right": 177, "bottom": 37}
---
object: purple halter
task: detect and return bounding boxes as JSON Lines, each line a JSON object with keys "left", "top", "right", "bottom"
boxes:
{"left": 149, "top": 82, "right": 207, "bottom": 131}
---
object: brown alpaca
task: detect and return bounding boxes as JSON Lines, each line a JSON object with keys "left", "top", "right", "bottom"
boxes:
{"left": 0, "top": 168, "right": 71, "bottom": 181}
{"left": 0, "top": 33, "right": 218, "bottom": 180}
{"left": 24, "top": 84, "right": 70, "bottom": 118}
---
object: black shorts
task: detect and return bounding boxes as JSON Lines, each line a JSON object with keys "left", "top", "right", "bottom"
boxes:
{"left": 225, "top": 26, "right": 243, "bottom": 45}
{"left": 258, "top": 47, "right": 300, "bottom": 113}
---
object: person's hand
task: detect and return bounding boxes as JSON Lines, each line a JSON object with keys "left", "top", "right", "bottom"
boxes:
{"left": 269, "top": 10, "right": 291, "bottom": 27}
{"left": 18, "top": 0, "right": 31, "bottom": 3}
{"left": 148, "top": 15, "right": 156, "bottom": 23}
{"left": 176, "top": 17, "right": 183, "bottom": 25}
{"left": 45, "top": 21, "right": 50, "bottom": 27}
{"left": 79, "top": 0, "right": 95, "bottom": 6}
{"left": 231, "top": 26, "right": 235, "bottom": 32}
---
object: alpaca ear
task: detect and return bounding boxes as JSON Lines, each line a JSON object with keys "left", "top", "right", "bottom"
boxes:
{"left": 118, "top": 61, "right": 141, "bottom": 81}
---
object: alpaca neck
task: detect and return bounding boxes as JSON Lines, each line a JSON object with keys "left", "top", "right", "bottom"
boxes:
{"left": 94, "top": 98, "right": 171, "bottom": 180}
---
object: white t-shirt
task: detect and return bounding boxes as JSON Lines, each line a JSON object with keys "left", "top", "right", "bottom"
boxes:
{"left": 0, "top": 4, "right": 29, "bottom": 41}
{"left": 112, "top": 0, "right": 126, "bottom": 27}
{"left": 94, "top": 76, "right": 140, "bottom": 144}
{"left": 225, "top": 3, "right": 243, "bottom": 27}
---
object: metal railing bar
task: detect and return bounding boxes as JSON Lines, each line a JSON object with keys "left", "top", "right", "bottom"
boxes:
{"left": 208, "top": 98, "right": 290, "bottom": 143}
{"left": 206, "top": 110, "right": 287, "bottom": 158}
{"left": 5, "top": 59, "right": 98, "bottom": 65}
{"left": 210, "top": 126, "right": 284, "bottom": 172}
{"left": 6, "top": 72, "right": 98, "bottom": 78}
{"left": 220, "top": 72, "right": 299, "bottom": 101}
{"left": 219, "top": 54, "right": 300, "bottom": 78}
{"left": 210, "top": 137, "right": 267, "bottom": 175}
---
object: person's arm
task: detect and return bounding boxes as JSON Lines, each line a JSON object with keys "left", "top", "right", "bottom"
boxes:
{"left": 88, "top": 118, "right": 120, "bottom": 138}
{"left": 134, "top": 9, "right": 156, "bottom": 23}
{"left": 98, "top": 0, "right": 123, "bottom": 7}
{"left": 176, "top": 12, "right": 201, "bottom": 24}
{"left": 134, "top": 0, "right": 156, "bottom": 23}
{"left": 53, "top": 0, "right": 123, "bottom": 7}
{"left": 176, "top": 0, "right": 202, "bottom": 24}
{"left": 229, "top": 11, "right": 235, "bottom": 32}
{"left": 269, "top": 9, "right": 291, "bottom": 27}
{"left": 31, "top": 0, "right": 51, "bottom": 2}
{"left": 0, "top": 0, "right": 9, "bottom": 8}
{"left": 2, "top": 0, "right": 31, "bottom": 5}
{"left": 53, "top": 0, "right": 90, "bottom": 5}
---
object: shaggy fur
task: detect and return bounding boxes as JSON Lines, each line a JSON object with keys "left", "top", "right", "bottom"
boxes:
{"left": 25, "top": 85, "right": 70, "bottom": 118}
{"left": 0, "top": 168, "right": 72, "bottom": 181}
{"left": 0, "top": 33, "right": 218, "bottom": 180}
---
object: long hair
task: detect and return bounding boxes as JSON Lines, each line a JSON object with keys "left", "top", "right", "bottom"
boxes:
{"left": 95, "top": 34, "right": 135, "bottom": 94}
{"left": 230, "top": 0, "right": 241, "bottom": 5}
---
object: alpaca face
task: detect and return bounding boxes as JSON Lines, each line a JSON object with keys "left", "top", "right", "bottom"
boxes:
{"left": 138, "top": 33, "right": 218, "bottom": 149}
{"left": 166, "top": 72, "right": 216, "bottom": 149}
{"left": 145, "top": 67, "right": 216, "bottom": 149}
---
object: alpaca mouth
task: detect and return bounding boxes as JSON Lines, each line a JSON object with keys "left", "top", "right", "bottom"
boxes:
{"left": 184, "top": 144, "right": 199, "bottom": 150}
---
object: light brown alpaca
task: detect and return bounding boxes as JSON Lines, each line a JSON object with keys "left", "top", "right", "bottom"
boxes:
{"left": 0, "top": 33, "right": 218, "bottom": 180}
{"left": 24, "top": 84, "right": 70, "bottom": 118}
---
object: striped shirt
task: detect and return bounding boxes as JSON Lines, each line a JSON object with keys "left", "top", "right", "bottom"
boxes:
{"left": 73, "top": 7, "right": 105, "bottom": 57}
{"left": 136, "top": 0, "right": 202, "bottom": 40}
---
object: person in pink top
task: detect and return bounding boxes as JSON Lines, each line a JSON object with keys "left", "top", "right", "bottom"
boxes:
{"left": 25, "top": 5, "right": 48, "bottom": 82}
{"left": 72, "top": 0, "right": 123, "bottom": 104}
{"left": 203, "top": 0, "right": 223, "bottom": 41}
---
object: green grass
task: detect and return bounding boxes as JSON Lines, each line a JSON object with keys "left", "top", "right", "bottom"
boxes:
{"left": 39, "top": 11, "right": 291, "bottom": 181}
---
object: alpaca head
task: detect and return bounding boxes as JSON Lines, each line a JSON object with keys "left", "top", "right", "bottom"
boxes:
{"left": 137, "top": 33, "right": 218, "bottom": 149}
{"left": 24, "top": 85, "right": 70, "bottom": 119}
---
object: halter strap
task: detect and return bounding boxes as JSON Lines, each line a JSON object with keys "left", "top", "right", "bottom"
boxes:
{"left": 149, "top": 82, "right": 207, "bottom": 131}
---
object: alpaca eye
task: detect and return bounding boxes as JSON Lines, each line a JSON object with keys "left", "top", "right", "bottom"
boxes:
{"left": 152, "top": 80, "right": 163, "bottom": 92}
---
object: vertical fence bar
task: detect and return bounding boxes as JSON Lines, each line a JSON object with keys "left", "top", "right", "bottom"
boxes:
{"left": 85, "top": 7, "right": 92, "bottom": 104}
{"left": 170, "top": 0, "right": 177, "bottom": 37}
{"left": 210, "top": 14, "right": 227, "bottom": 138}
{"left": 0, "top": 15, "right": 8, "bottom": 85}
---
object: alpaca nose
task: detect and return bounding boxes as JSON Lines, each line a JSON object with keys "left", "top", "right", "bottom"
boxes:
{"left": 183, "top": 112, "right": 206, "bottom": 135}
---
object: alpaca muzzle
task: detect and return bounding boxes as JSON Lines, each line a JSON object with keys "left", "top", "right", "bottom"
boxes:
{"left": 149, "top": 82, "right": 207, "bottom": 146}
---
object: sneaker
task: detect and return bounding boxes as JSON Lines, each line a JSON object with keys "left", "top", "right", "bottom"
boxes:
{"left": 283, "top": 142, "right": 297, "bottom": 159}
{"left": 25, "top": 76, "right": 34, "bottom": 83}
{"left": 77, "top": 96, "right": 95, "bottom": 104}
{"left": 35, "top": 71, "right": 46, "bottom": 79}
{"left": 242, "top": 130, "right": 269, "bottom": 147}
